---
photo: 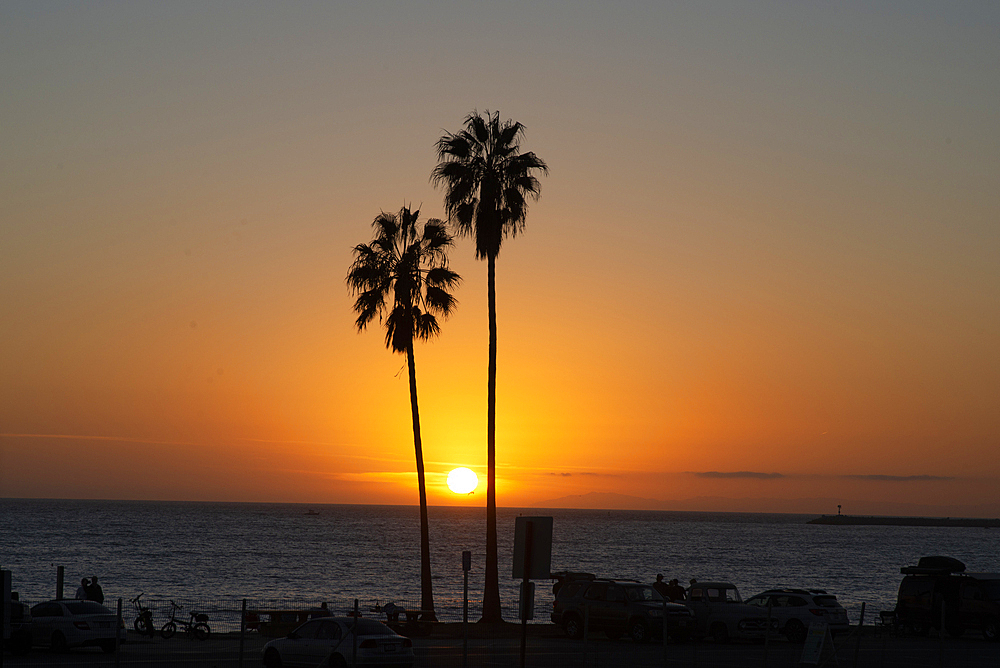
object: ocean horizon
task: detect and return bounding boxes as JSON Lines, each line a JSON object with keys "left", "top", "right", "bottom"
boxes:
{"left": 5, "top": 498, "right": 1000, "bottom": 624}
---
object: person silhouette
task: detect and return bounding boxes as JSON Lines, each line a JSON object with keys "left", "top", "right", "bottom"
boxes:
{"left": 85, "top": 576, "right": 104, "bottom": 604}
{"left": 666, "top": 578, "right": 686, "bottom": 601}
{"left": 653, "top": 574, "right": 670, "bottom": 598}
{"left": 75, "top": 578, "right": 89, "bottom": 599}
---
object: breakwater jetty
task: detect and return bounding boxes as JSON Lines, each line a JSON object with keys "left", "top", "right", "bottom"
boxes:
{"left": 808, "top": 515, "right": 1000, "bottom": 528}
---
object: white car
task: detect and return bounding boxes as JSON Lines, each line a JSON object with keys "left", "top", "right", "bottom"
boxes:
{"left": 29, "top": 599, "right": 123, "bottom": 653}
{"left": 684, "top": 582, "right": 773, "bottom": 642}
{"left": 262, "top": 617, "right": 414, "bottom": 668}
{"left": 745, "top": 588, "right": 851, "bottom": 641}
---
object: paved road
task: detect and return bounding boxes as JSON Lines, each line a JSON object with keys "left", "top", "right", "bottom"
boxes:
{"left": 5, "top": 628, "right": 1000, "bottom": 667}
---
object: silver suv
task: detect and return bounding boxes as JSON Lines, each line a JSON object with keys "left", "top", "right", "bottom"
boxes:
{"left": 551, "top": 578, "right": 695, "bottom": 643}
{"left": 684, "top": 582, "right": 773, "bottom": 642}
{"left": 745, "top": 588, "right": 850, "bottom": 641}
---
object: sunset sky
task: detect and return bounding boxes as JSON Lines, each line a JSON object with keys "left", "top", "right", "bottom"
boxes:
{"left": 3, "top": 2, "right": 998, "bottom": 515}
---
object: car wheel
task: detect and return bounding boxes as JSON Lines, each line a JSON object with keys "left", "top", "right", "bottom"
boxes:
{"left": 784, "top": 619, "right": 807, "bottom": 643}
{"left": 629, "top": 620, "right": 649, "bottom": 643}
{"left": 564, "top": 615, "right": 583, "bottom": 640}
{"left": 194, "top": 623, "right": 210, "bottom": 641}
{"left": 50, "top": 631, "right": 69, "bottom": 653}
{"left": 263, "top": 648, "right": 283, "bottom": 668}
{"left": 161, "top": 621, "right": 177, "bottom": 639}
{"left": 946, "top": 622, "right": 964, "bottom": 639}
{"left": 710, "top": 622, "right": 729, "bottom": 644}
{"left": 984, "top": 619, "right": 999, "bottom": 642}
{"left": 99, "top": 640, "right": 117, "bottom": 654}
{"left": 329, "top": 654, "right": 348, "bottom": 668}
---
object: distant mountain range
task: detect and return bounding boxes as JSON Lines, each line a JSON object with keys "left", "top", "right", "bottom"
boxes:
{"left": 530, "top": 491, "right": 1000, "bottom": 518}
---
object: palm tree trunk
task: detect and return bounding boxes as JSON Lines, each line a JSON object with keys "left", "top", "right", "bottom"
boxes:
{"left": 406, "top": 344, "right": 437, "bottom": 621}
{"left": 480, "top": 253, "right": 502, "bottom": 623}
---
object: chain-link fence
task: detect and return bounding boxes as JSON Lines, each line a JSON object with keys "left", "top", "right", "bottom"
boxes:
{"left": 5, "top": 596, "right": 1000, "bottom": 667}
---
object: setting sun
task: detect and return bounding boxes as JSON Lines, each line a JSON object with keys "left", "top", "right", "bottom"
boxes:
{"left": 446, "top": 467, "right": 479, "bottom": 495}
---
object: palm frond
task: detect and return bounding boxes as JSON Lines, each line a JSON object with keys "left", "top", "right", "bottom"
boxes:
{"left": 426, "top": 265, "right": 460, "bottom": 285}
{"left": 414, "top": 312, "right": 441, "bottom": 342}
{"left": 347, "top": 205, "right": 461, "bottom": 352}
{"left": 425, "top": 284, "right": 458, "bottom": 316}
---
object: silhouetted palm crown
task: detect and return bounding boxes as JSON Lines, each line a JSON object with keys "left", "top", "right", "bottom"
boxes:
{"left": 432, "top": 111, "right": 548, "bottom": 259}
{"left": 347, "top": 207, "right": 459, "bottom": 351}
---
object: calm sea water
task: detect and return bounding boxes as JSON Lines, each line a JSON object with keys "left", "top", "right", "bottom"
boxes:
{"left": 4, "top": 499, "right": 1000, "bottom": 623}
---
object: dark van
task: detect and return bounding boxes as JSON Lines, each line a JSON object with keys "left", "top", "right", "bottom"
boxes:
{"left": 896, "top": 556, "right": 1000, "bottom": 640}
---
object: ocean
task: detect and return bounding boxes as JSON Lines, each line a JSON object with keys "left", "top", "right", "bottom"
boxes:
{"left": 4, "top": 499, "right": 1000, "bottom": 624}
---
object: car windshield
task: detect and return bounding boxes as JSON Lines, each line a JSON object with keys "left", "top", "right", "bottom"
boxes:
{"left": 65, "top": 601, "right": 112, "bottom": 615}
{"left": 813, "top": 596, "right": 839, "bottom": 608}
{"left": 707, "top": 588, "right": 741, "bottom": 603}
{"left": 626, "top": 586, "right": 663, "bottom": 602}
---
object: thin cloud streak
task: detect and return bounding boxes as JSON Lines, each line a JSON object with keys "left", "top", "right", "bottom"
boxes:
{"left": 2, "top": 433, "right": 409, "bottom": 465}
{"left": 0, "top": 433, "right": 199, "bottom": 448}
{"left": 694, "top": 471, "right": 785, "bottom": 480}
{"left": 844, "top": 474, "right": 955, "bottom": 482}
{"left": 546, "top": 471, "right": 620, "bottom": 478}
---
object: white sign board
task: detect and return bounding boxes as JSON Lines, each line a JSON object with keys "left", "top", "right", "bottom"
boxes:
{"left": 799, "top": 621, "right": 829, "bottom": 665}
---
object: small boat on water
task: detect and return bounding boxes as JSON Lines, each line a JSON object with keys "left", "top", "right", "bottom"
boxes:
{"left": 305, "top": 509, "right": 320, "bottom": 516}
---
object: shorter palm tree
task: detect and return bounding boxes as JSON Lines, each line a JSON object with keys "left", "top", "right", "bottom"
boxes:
{"left": 346, "top": 206, "right": 460, "bottom": 620}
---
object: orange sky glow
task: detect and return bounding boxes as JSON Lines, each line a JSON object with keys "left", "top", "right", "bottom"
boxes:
{"left": 2, "top": 2, "right": 999, "bottom": 516}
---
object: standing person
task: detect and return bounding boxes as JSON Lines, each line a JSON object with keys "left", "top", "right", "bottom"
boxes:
{"left": 666, "top": 578, "right": 687, "bottom": 601}
{"left": 86, "top": 576, "right": 104, "bottom": 604}
{"left": 75, "top": 578, "right": 89, "bottom": 599}
{"left": 653, "top": 574, "right": 670, "bottom": 598}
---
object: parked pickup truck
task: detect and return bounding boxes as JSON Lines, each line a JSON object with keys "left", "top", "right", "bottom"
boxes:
{"left": 684, "top": 582, "right": 773, "bottom": 642}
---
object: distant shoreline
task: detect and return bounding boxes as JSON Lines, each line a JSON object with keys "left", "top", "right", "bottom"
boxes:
{"left": 808, "top": 515, "right": 1000, "bottom": 528}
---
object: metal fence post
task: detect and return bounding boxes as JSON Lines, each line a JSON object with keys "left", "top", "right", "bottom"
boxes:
{"left": 762, "top": 597, "right": 772, "bottom": 668}
{"left": 853, "top": 602, "right": 866, "bottom": 668}
{"left": 115, "top": 598, "right": 122, "bottom": 668}
{"left": 938, "top": 603, "right": 945, "bottom": 668}
{"left": 462, "top": 551, "right": 470, "bottom": 668}
{"left": 238, "top": 598, "right": 247, "bottom": 668}
{"left": 352, "top": 598, "right": 359, "bottom": 667}
{"left": 662, "top": 598, "right": 668, "bottom": 667}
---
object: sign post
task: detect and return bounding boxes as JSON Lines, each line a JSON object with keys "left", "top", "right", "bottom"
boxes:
{"left": 2, "top": 569, "right": 11, "bottom": 668}
{"left": 513, "top": 517, "right": 552, "bottom": 668}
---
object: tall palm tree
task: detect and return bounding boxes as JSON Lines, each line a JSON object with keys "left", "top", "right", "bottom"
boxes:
{"left": 431, "top": 111, "right": 548, "bottom": 623}
{"left": 346, "top": 206, "right": 461, "bottom": 621}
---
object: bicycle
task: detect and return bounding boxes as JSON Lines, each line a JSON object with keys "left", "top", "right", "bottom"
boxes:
{"left": 130, "top": 593, "right": 155, "bottom": 638}
{"left": 160, "top": 600, "right": 211, "bottom": 641}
